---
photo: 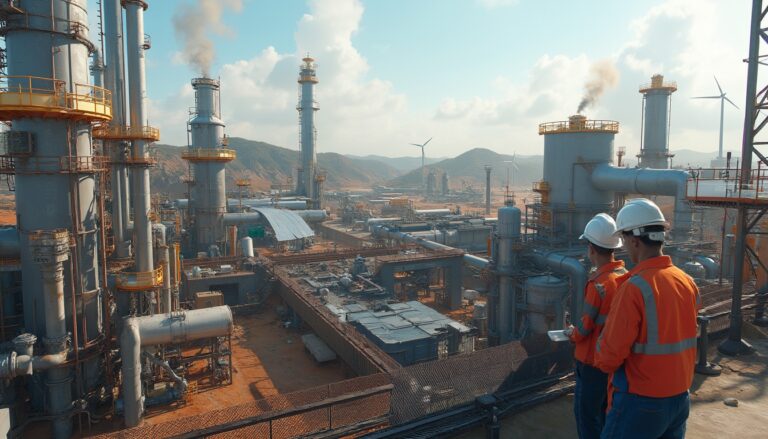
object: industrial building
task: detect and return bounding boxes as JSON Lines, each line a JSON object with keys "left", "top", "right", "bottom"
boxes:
{"left": 0, "top": 1, "right": 765, "bottom": 438}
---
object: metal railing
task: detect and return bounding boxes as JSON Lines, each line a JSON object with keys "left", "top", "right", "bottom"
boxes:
{"left": 687, "top": 164, "right": 768, "bottom": 205}
{"left": 0, "top": 155, "right": 109, "bottom": 174}
{"left": 538, "top": 119, "right": 619, "bottom": 134}
{"left": 639, "top": 80, "right": 678, "bottom": 92}
{"left": 115, "top": 264, "right": 164, "bottom": 292}
{"left": 181, "top": 147, "right": 236, "bottom": 162}
{"left": 93, "top": 125, "right": 160, "bottom": 142}
{"left": 0, "top": 75, "right": 112, "bottom": 120}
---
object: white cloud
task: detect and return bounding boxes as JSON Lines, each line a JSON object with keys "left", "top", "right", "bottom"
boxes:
{"left": 150, "top": 0, "right": 750, "bottom": 161}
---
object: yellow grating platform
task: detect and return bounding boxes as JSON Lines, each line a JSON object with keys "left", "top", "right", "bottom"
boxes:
{"left": 93, "top": 125, "right": 160, "bottom": 142}
{"left": 181, "top": 148, "right": 236, "bottom": 162}
{"left": 538, "top": 118, "right": 619, "bottom": 135}
{"left": 0, "top": 76, "right": 112, "bottom": 122}
{"left": 115, "top": 264, "right": 164, "bottom": 292}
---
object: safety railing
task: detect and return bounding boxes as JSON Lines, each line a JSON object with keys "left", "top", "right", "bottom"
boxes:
{"left": 92, "top": 125, "right": 160, "bottom": 142}
{"left": 181, "top": 147, "right": 236, "bottom": 162}
{"left": 639, "top": 80, "right": 678, "bottom": 92}
{"left": 115, "top": 264, "right": 164, "bottom": 292}
{"left": 687, "top": 164, "right": 768, "bottom": 205}
{"left": 0, "top": 76, "right": 112, "bottom": 121}
{"left": 0, "top": 155, "right": 109, "bottom": 174}
{"left": 538, "top": 119, "right": 619, "bottom": 134}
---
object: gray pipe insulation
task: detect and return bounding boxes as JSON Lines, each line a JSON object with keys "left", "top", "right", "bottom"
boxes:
{"left": 372, "top": 226, "right": 489, "bottom": 269}
{"left": 531, "top": 249, "right": 588, "bottom": 322}
{"left": 591, "top": 164, "right": 693, "bottom": 239}
{"left": 121, "top": 306, "right": 234, "bottom": 427}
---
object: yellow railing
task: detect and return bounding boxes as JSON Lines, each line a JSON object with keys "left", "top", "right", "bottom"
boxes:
{"left": 115, "top": 264, "right": 164, "bottom": 292}
{"left": 181, "top": 148, "right": 236, "bottom": 162}
{"left": 538, "top": 119, "right": 619, "bottom": 135}
{"left": 93, "top": 125, "right": 160, "bottom": 141}
{"left": 0, "top": 75, "right": 112, "bottom": 121}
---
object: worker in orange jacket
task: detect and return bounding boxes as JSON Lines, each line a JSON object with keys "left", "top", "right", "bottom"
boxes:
{"left": 566, "top": 213, "right": 626, "bottom": 439}
{"left": 596, "top": 199, "right": 700, "bottom": 439}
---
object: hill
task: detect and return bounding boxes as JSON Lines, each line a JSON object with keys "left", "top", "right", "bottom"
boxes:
{"left": 345, "top": 154, "right": 446, "bottom": 172}
{"left": 151, "top": 137, "right": 401, "bottom": 196}
{"left": 386, "top": 148, "right": 544, "bottom": 190}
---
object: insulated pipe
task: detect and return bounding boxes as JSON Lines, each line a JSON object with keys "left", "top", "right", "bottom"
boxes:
{"left": 104, "top": 0, "right": 131, "bottom": 258}
{"left": 125, "top": 0, "right": 154, "bottom": 271}
{"left": 153, "top": 224, "right": 172, "bottom": 313}
{"left": 0, "top": 227, "right": 20, "bottom": 258}
{"left": 531, "top": 249, "right": 588, "bottom": 323}
{"left": 692, "top": 256, "right": 719, "bottom": 279}
{"left": 372, "top": 226, "right": 489, "bottom": 269}
{"left": 590, "top": 164, "right": 693, "bottom": 240}
{"left": 143, "top": 352, "right": 187, "bottom": 394}
{"left": 121, "top": 306, "right": 234, "bottom": 427}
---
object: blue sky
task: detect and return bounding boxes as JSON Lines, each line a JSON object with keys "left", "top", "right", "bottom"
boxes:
{"left": 89, "top": 0, "right": 752, "bottom": 161}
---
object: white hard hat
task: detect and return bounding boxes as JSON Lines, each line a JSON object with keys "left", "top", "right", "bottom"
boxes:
{"left": 580, "top": 213, "right": 622, "bottom": 249}
{"left": 614, "top": 198, "right": 667, "bottom": 241}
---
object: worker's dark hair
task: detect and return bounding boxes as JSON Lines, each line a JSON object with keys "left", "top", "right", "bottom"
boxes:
{"left": 589, "top": 242, "right": 615, "bottom": 256}
{"left": 623, "top": 224, "right": 665, "bottom": 249}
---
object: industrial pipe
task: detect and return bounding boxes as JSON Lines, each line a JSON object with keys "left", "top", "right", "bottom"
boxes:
{"left": 0, "top": 227, "right": 20, "bottom": 258}
{"left": 591, "top": 164, "right": 693, "bottom": 240}
{"left": 531, "top": 249, "right": 588, "bottom": 322}
{"left": 125, "top": 0, "right": 154, "bottom": 272}
{"left": 372, "top": 226, "right": 489, "bottom": 269}
{"left": 121, "top": 306, "right": 234, "bottom": 427}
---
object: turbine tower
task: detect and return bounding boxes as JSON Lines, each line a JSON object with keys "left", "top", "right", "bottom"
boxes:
{"left": 410, "top": 137, "right": 432, "bottom": 192}
{"left": 693, "top": 76, "right": 738, "bottom": 166}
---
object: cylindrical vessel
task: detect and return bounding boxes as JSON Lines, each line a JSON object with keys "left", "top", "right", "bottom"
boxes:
{"left": 525, "top": 275, "right": 569, "bottom": 334}
{"left": 241, "top": 237, "right": 254, "bottom": 258}
{"left": 541, "top": 116, "right": 616, "bottom": 240}
{"left": 298, "top": 57, "right": 318, "bottom": 199}
{"left": 190, "top": 78, "right": 227, "bottom": 252}
{"left": 638, "top": 75, "right": 676, "bottom": 169}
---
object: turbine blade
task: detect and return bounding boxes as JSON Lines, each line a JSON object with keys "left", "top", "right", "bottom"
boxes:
{"left": 409, "top": 143, "right": 422, "bottom": 147}
{"left": 724, "top": 96, "right": 739, "bottom": 109}
{"left": 423, "top": 137, "right": 433, "bottom": 147}
{"left": 714, "top": 75, "right": 723, "bottom": 95}
{"left": 691, "top": 96, "right": 721, "bottom": 99}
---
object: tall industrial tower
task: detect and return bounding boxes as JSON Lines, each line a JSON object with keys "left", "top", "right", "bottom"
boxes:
{"left": 183, "top": 78, "right": 236, "bottom": 253}
{"left": 637, "top": 74, "right": 677, "bottom": 169}
{"left": 0, "top": 1, "right": 110, "bottom": 436}
{"left": 296, "top": 56, "right": 319, "bottom": 203}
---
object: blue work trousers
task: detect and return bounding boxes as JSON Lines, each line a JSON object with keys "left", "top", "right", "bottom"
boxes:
{"left": 574, "top": 360, "right": 608, "bottom": 439}
{"left": 601, "top": 390, "right": 689, "bottom": 439}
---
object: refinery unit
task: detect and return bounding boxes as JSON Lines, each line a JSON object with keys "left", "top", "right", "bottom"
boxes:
{"left": 0, "top": 1, "right": 764, "bottom": 438}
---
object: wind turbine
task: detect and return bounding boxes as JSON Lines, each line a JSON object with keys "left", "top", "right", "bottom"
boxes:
{"left": 504, "top": 153, "right": 519, "bottom": 187}
{"left": 410, "top": 137, "right": 432, "bottom": 191}
{"left": 692, "top": 76, "right": 738, "bottom": 159}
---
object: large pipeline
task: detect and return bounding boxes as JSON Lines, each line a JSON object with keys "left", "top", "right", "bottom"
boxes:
{"left": 591, "top": 164, "right": 692, "bottom": 240}
{"left": 372, "top": 226, "right": 489, "bottom": 269}
{"left": 121, "top": 306, "right": 234, "bottom": 427}
{"left": 531, "top": 249, "right": 588, "bottom": 322}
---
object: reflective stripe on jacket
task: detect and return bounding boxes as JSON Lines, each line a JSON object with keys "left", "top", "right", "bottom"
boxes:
{"left": 595, "top": 255, "right": 700, "bottom": 398}
{"left": 569, "top": 260, "right": 627, "bottom": 365}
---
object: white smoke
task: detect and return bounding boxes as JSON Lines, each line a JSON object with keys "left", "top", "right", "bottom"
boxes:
{"left": 173, "top": 0, "right": 242, "bottom": 77}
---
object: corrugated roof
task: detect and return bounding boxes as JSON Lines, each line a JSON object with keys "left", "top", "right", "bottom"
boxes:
{"left": 250, "top": 207, "right": 314, "bottom": 242}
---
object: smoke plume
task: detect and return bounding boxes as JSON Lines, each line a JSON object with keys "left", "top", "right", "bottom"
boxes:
{"left": 173, "top": 0, "right": 242, "bottom": 77}
{"left": 577, "top": 60, "right": 619, "bottom": 114}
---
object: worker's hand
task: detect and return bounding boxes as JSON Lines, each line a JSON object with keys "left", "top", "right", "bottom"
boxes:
{"left": 564, "top": 326, "right": 574, "bottom": 339}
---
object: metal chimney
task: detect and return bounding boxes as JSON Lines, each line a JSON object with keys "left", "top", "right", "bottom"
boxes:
{"left": 637, "top": 74, "right": 677, "bottom": 169}
{"left": 297, "top": 56, "right": 319, "bottom": 202}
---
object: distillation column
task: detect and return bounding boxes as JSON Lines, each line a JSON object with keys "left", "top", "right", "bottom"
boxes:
{"left": 637, "top": 74, "right": 677, "bottom": 169}
{"left": 0, "top": 1, "right": 111, "bottom": 435}
{"left": 297, "top": 57, "right": 319, "bottom": 202}
{"left": 182, "top": 78, "right": 235, "bottom": 253}
{"left": 484, "top": 165, "right": 492, "bottom": 215}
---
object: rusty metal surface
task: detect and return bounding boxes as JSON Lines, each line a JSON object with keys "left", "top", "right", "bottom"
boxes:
{"left": 93, "top": 374, "right": 392, "bottom": 439}
{"left": 268, "top": 246, "right": 402, "bottom": 266}
{"left": 698, "top": 281, "right": 757, "bottom": 333}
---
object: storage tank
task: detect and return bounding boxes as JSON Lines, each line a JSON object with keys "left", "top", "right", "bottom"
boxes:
{"left": 240, "top": 237, "right": 254, "bottom": 258}
{"left": 524, "top": 275, "right": 568, "bottom": 334}
{"left": 682, "top": 261, "right": 706, "bottom": 279}
{"left": 538, "top": 115, "right": 618, "bottom": 240}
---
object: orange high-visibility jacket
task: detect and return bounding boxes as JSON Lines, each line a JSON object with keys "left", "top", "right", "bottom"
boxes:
{"left": 569, "top": 260, "right": 627, "bottom": 366}
{"left": 595, "top": 255, "right": 700, "bottom": 398}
